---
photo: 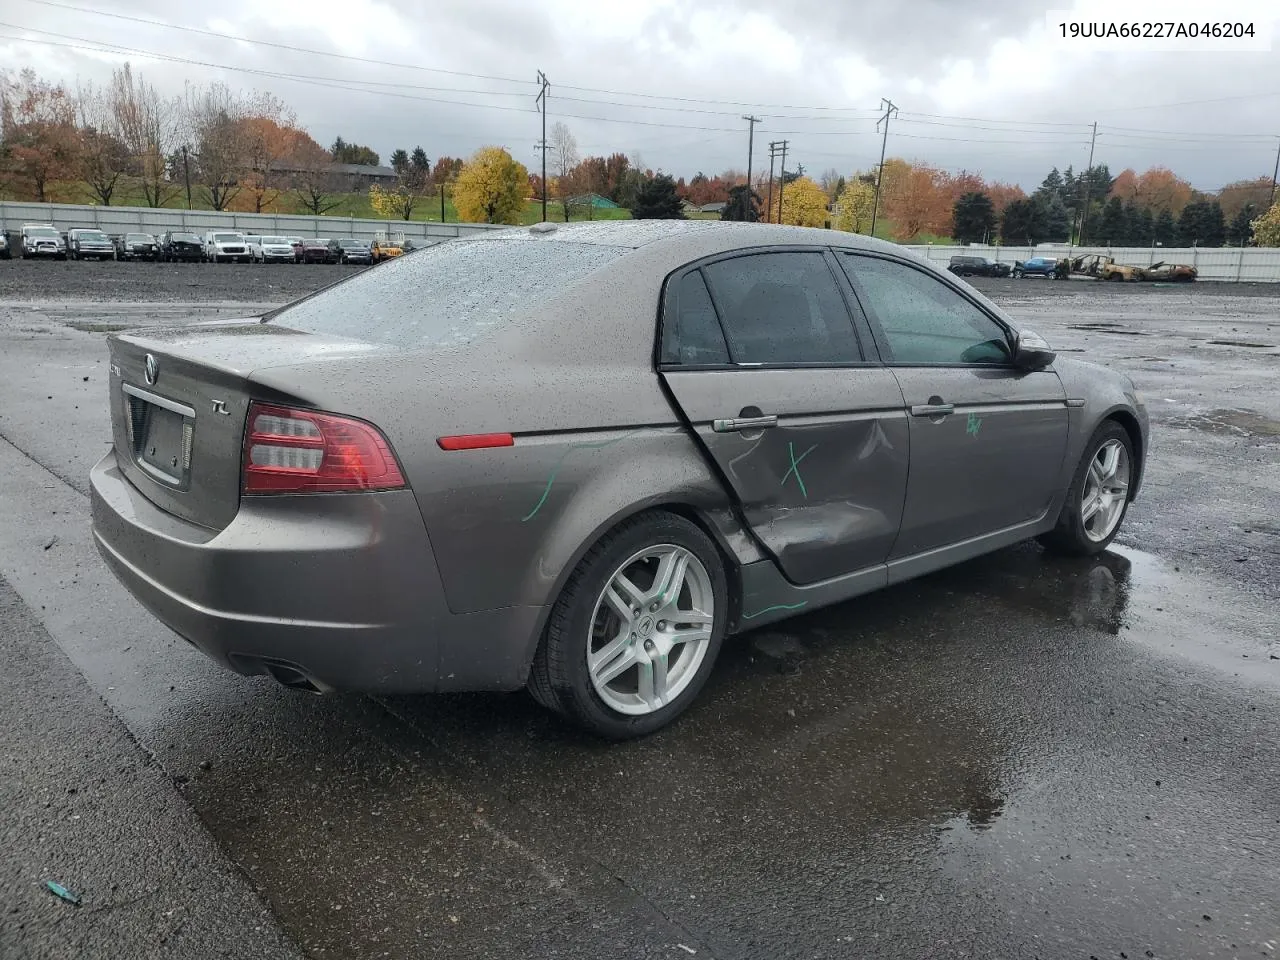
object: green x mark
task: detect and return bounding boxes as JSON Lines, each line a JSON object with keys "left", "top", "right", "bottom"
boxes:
{"left": 781, "top": 442, "right": 818, "bottom": 498}
{"left": 966, "top": 413, "right": 982, "bottom": 437}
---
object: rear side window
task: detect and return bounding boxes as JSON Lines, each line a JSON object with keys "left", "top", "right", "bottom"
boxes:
{"left": 660, "top": 271, "right": 730, "bottom": 365}
{"left": 702, "top": 252, "right": 861, "bottom": 364}
{"left": 269, "top": 238, "right": 630, "bottom": 349}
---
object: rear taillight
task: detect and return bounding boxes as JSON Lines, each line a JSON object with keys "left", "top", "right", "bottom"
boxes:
{"left": 242, "top": 402, "right": 406, "bottom": 494}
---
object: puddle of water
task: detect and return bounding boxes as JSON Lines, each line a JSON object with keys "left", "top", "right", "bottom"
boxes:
{"left": 1165, "top": 408, "right": 1280, "bottom": 438}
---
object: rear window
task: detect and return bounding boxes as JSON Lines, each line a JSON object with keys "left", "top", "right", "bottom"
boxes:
{"left": 269, "top": 238, "right": 629, "bottom": 349}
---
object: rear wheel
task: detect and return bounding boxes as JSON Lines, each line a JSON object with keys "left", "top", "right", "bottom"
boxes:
{"left": 1040, "top": 421, "right": 1134, "bottom": 556}
{"left": 528, "top": 512, "right": 728, "bottom": 739}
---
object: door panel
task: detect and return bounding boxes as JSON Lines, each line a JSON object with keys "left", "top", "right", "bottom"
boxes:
{"left": 890, "top": 365, "right": 1068, "bottom": 557}
{"left": 662, "top": 368, "right": 908, "bottom": 584}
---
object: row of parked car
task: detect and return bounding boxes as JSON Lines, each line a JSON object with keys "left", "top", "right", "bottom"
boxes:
{"left": 946, "top": 253, "right": 1197, "bottom": 282}
{"left": 0, "top": 223, "right": 415, "bottom": 265}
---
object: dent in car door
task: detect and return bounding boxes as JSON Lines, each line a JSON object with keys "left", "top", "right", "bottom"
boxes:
{"left": 657, "top": 252, "right": 909, "bottom": 585}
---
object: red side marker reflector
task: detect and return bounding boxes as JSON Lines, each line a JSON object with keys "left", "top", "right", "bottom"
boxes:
{"left": 437, "top": 433, "right": 515, "bottom": 451}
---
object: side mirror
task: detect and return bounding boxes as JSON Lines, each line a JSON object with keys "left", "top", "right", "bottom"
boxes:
{"left": 1014, "top": 330, "right": 1056, "bottom": 370}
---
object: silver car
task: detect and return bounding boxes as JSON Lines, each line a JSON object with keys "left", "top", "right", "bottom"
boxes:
{"left": 90, "top": 222, "right": 1148, "bottom": 738}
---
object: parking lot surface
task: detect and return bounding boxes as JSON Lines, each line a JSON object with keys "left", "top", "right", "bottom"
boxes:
{"left": 1, "top": 262, "right": 1278, "bottom": 959}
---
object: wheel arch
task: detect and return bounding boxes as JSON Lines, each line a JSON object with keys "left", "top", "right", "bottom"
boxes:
{"left": 1101, "top": 408, "right": 1146, "bottom": 498}
{"left": 520, "top": 495, "right": 754, "bottom": 681}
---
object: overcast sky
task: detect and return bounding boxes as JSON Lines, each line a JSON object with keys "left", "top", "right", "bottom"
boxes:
{"left": 4, "top": 0, "right": 1279, "bottom": 191}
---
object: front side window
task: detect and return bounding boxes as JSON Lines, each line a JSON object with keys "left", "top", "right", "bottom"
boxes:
{"left": 701, "top": 252, "right": 861, "bottom": 364}
{"left": 660, "top": 271, "right": 729, "bottom": 365}
{"left": 840, "top": 254, "right": 1011, "bottom": 365}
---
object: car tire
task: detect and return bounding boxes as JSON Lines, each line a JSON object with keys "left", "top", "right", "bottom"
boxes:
{"left": 1039, "top": 420, "right": 1135, "bottom": 557}
{"left": 528, "top": 511, "right": 729, "bottom": 739}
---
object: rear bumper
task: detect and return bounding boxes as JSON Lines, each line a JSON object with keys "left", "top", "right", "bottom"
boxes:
{"left": 90, "top": 450, "right": 542, "bottom": 693}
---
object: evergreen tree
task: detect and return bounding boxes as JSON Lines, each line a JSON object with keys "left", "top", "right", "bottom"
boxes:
{"left": 1043, "top": 194, "right": 1071, "bottom": 242}
{"left": 389, "top": 148, "right": 410, "bottom": 174}
{"left": 631, "top": 173, "right": 686, "bottom": 219}
{"left": 1037, "top": 166, "right": 1065, "bottom": 199}
{"left": 1000, "top": 197, "right": 1047, "bottom": 244}
{"left": 952, "top": 191, "right": 997, "bottom": 243}
{"left": 1133, "top": 206, "right": 1155, "bottom": 247}
{"left": 1154, "top": 208, "right": 1178, "bottom": 245}
{"left": 410, "top": 146, "right": 430, "bottom": 172}
{"left": 721, "top": 184, "right": 761, "bottom": 222}
{"left": 1226, "top": 203, "right": 1258, "bottom": 245}
{"left": 1177, "top": 201, "right": 1226, "bottom": 247}
{"left": 1097, "top": 196, "right": 1127, "bottom": 245}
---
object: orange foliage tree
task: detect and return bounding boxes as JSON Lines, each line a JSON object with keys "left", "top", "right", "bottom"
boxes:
{"left": 1, "top": 68, "right": 80, "bottom": 202}
{"left": 1109, "top": 166, "right": 1193, "bottom": 214}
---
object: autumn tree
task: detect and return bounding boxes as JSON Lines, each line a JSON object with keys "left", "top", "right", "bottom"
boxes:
{"left": 452, "top": 146, "right": 529, "bottom": 224}
{"left": 834, "top": 178, "right": 875, "bottom": 233}
{"left": 184, "top": 82, "right": 249, "bottom": 211}
{"left": 951, "top": 191, "right": 996, "bottom": 243}
{"left": 1251, "top": 203, "right": 1280, "bottom": 246}
{"left": 1217, "top": 177, "right": 1273, "bottom": 222}
{"left": 432, "top": 156, "right": 464, "bottom": 184}
{"left": 881, "top": 161, "right": 950, "bottom": 240}
{"left": 0, "top": 68, "right": 79, "bottom": 202}
{"left": 631, "top": 173, "right": 685, "bottom": 220}
{"left": 721, "top": 184, "right": 760, "bottom": 221}
{"left": 236, "top": 96, "right": 305, "bottom": 213}
{"left": 109, "top": 63, "right": 180, "bottom": 208}
{"left": 292, "top": 138, "right": 341, "bottom": 215}
{"left": 75, "top": 83, "right": 130, "bottom": 205}
{"left": 774, "top": 175, "right": 828, "bottom": 227}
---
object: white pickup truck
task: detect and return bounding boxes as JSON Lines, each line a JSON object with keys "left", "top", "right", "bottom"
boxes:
{"left": 245, "top": 235, "right": 298, "bottom": 264}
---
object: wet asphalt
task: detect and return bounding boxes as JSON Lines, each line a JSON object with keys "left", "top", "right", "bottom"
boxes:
{"left": 0, "top": 261, "right": 1278, "bottom": 959}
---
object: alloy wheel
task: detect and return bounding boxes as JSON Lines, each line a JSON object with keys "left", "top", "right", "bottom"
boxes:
{"left": 1081, "top": 438, "right": 1130, "bottom": 542}
{"left": 586, "top": 544, "right": 715, "bottom": 716}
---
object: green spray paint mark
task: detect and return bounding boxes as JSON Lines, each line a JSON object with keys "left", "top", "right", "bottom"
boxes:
{"left": 741, "top": 601, "right": 809, "bottom": 620}
{"left": 521, "top": 429, "right": 642, "bottom": 522}
{"left": 780, "top": 442, "right": 817, "bottom": 498}
{"left": 966, "top": 413, "right": 982, "bottom": 437}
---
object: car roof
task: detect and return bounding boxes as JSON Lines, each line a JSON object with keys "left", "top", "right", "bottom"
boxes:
{"left": 462, "top": 219, "right": 904, "bottom": 260}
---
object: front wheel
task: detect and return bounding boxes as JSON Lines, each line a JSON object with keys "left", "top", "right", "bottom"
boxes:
{"left": 1040, "top": 421, "right": 1134, "bottom": 556}
{"left": 528, "top": 512, "right": 728, "bottom": 739}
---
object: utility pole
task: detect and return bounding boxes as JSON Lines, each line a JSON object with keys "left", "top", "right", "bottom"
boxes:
{"left": 870, "top": 98, "right": 897, "bottom": 238}
{"left": 777, "top": 140, "right": 789, "bottom": 223}
{"left": 535, "top": 70, "right": 550, "bottom": 222}
{"left": 742, "top": 115, "right": 757, "bottom": 208}
{"left": 1270, "top": 136, "right": 1280, "bottom": 209}
{"left": 1078, "top": 121, "right": 1098, "bottom": 243}
{"left": 766, "top": 140, "right": 780, "bottom": 225}
{"left": 181, "top": 145, "right": 192, "bottom": 210}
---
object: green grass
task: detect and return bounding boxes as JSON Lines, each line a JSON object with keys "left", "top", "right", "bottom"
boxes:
{"left": 6, "top": 178, "right": 633, "bottom": 225}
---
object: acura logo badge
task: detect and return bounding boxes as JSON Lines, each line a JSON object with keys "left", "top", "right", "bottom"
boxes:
{"left": 144, "top": 353, "right": 158, "bottom": 385}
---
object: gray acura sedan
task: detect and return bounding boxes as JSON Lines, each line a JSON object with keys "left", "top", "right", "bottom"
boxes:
{"left": 90, "top": 221, "right": 1148, "bottom": 738}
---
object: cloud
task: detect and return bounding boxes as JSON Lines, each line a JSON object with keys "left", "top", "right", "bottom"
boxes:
{"left": 3, "top": 0, "right": 1278, "bottom": 190}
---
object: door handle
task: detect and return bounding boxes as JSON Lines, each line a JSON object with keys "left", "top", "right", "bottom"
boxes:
{"left": 910, "top": 403, "right": 955, "bottom": 417}
{"left": 713, "top": 415, "right": 778, "bottom": 433}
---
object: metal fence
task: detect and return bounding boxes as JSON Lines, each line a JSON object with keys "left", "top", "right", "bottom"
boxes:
{"left": 900, "top": 243, "right": 1280, "bottom": 283}
{"left": 5, "top": 201, "right": 1280, "bottom": 282}
{"left": 0, "top": 200, "right": 507, "bottom": 243}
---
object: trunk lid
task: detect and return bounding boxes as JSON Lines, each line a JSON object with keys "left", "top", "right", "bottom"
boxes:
{"left": 107, "top": 321, "right": 389, "bottom": 531}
